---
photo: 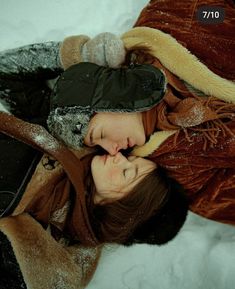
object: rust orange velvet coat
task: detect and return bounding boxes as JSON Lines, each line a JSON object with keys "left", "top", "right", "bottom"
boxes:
{"left": 127, "top": 0, "right": 235, "bottom": 226}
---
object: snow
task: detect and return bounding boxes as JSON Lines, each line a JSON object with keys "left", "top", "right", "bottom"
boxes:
{"left": 1, "top": 1, "right": 235, "bottom": 289}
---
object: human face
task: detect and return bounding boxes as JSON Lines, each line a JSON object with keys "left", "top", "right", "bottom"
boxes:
{"left": 91, "top": 152, "right": 156, "bottom": 204}
{"left": 84, "top": 112, "right": 146, "bottom": 155}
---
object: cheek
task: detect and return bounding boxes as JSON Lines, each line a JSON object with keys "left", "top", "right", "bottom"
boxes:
{"left": 97, "top": 168, "right": 121, "bottom": 191}
{"left": 107, "top": 125, "right": 128, "bottom": 140}
{"left": 107, "top": 168, "right": 121, "bottom": 183}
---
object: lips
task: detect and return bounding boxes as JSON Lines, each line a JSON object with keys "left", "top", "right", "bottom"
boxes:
{"left": 127, "top": 138, "right": 134, "bottom": 148}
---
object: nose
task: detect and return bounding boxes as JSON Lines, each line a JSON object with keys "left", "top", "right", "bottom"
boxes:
{"left": 103, "top": 142, "right": 121, "bottom": 156}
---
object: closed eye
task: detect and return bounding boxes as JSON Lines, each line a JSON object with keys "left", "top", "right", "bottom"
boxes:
{"left": 101, "top": 130, "right": 104, "bottom": 139}
{"left": 123, "top": 166, "right": 138, "bottom": 180}
{"left": 89, "top": 128, "right": 95, "bottom": 145}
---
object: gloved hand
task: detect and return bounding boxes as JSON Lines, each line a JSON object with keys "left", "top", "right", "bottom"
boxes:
{"left": 60, "top": 32, "right": 126, "bottom": 70}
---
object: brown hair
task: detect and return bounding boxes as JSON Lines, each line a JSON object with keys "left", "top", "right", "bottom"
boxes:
{"left": 82, "top": 152, "right": 188, "bottom": 246}
{"left": 87, "top": 167, "right": 169, "bottom": 244}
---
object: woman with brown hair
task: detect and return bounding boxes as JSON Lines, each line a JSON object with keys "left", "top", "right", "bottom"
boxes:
{"left": 0, "top": 111, "right": 188, "bottom": 288}
{"left": 0, "top": 113, "right": 188, "bottom": 246}
{"left": 85, "top": 152, "right": 188, "bottom": 245}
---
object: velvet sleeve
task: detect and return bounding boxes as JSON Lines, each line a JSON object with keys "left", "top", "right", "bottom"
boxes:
{"left": 148, "top": 121, "right": 235, "bottom": 226}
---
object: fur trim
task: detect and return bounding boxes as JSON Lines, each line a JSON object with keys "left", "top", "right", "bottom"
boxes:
{"left": 60, "top": 35, "right": 90, "bottom": 70}
{"left": 0, "top": 214, "right": 101, "bottom": 289}
{"left": 121, "top": 27, "right": 235, "bottom": 103}
{"left": 47, "top": 106, "right": 93, "bottom": 149}
{"left": 132, "top": 130, "right": 176, "bottom": 157}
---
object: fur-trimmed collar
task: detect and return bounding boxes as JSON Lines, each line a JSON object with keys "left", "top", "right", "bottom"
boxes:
{"left": 132, "top": 130, "right": 176, "bottom": 157}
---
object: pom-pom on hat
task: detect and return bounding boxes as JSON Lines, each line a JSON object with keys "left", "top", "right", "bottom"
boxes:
{"left": 47, "top": 62, "right": 167, "bottom": 149}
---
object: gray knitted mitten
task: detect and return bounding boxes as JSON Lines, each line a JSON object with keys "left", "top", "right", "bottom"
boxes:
{"left": 60, "top": 32, "right": 126, "bottom": 69}
{"left": 81, "top": 32, "right": 125, "bottom": 68}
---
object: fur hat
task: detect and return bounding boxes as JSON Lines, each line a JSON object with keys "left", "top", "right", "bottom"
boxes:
{"left": 124, "top": 171, "right": 189, "bottom": 246}
{"left": 47, "top": 62, "right": 166, "bottom": 149}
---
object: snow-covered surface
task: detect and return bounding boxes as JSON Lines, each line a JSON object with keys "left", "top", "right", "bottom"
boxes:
{"left": 1, "top": 1, "right": 235, "bottom": 288}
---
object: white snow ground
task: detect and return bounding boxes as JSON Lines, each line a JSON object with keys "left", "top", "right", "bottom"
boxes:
{"left": 0, "top": 1, "right": 235, "bottom": 289}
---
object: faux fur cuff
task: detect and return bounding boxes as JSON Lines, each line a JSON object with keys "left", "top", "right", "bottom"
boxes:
{"left": 132, "top": 130, "right": 176, "bottom": 157}
{"left": 121, "top": 27, "right": 235, "bottom": 104}
{"left": 60, "top": 35, "right": 90, "bottom": 70}
{"left": 0, "top": 214, "right": 101, "bottom": 289}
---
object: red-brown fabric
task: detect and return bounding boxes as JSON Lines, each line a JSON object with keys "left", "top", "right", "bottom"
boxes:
{"left": 140, "top": 59, "right": 235, "bottom": 226}
{"left": 142, "top": 58, "right": 235, "bottom": 137}
{"left": 134, "top": 0, "right": 235, "bottom": 81}
{"left": 0, "top": 112, "right": 99, "bottom": 246}
{"left": 136, "top": 1, "right": 235, "bottom": 225}
{"left": 148, "top": 121, "right": 235, "bottom": 226}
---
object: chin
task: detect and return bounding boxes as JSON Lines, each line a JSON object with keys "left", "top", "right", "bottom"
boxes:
{"left": 91, "top": 155, "right": 98, "bottom": 165}
{"left": 91, "top": 155, "right": 97, "bottom": 173}
{"left": 91, "top": 155, "right": 104, "bottom": 171}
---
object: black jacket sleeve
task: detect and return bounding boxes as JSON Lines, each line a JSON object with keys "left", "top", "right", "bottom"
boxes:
{"left": 0, "top": 41, "right": 63, "bottom": 80}
{"left": 0, "top": 42, "right": 64, "bottom": 123}
{"left": 0, "top": 43, "right": 62, "bottom": 219}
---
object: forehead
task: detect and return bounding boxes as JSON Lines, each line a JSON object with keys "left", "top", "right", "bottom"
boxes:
{"left": 84, "top": 113, "right": 129, "bottom": 143}
{"left": 87, "top": 113, "right": 122, "bottom": 133}
{"left": 92, "top": 112, "right": 128, "bottom": 123}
